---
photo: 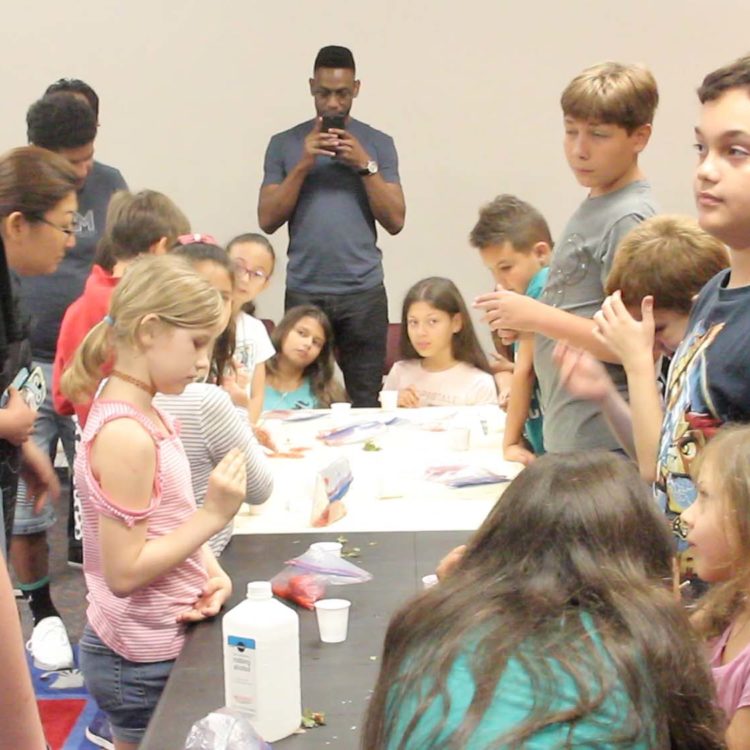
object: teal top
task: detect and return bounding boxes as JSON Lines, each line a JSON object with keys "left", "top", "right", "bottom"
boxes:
{"left": 263, "top": 378, "right": 318, "bottom": 410}
{"left": 387, "top": 612, "right": 651, "bottom": 749}
{"left": 516, "top": 266, "right": 548, "bottom": 455}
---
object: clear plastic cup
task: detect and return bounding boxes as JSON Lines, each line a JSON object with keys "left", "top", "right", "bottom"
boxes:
{"left": 309, "top": 541, "right": 343, "bottom": 557}
{"left": 314, "top": 599, "right": 351, "bottom": 643}
{"left": 378, "top": 390, "right": 398, "bottom": 410}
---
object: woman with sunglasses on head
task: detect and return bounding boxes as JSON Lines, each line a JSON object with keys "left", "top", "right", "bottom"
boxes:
{"left": 0, "top": 145, "right": 79, "bottom": 750}
{"left": 225, "top": 233, "right": 276, "bottom": 422}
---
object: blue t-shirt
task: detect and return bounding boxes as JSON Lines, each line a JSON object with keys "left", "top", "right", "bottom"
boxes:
{"left": 263, "top": 378, "right": 318, "bottom": 411}
{"left": 261, "top": 118, "right": 400, "bottom": 294}
{"left": 656, "top": 269, "right": 750, "bottom": 551}
{"left": 387, "top": 612, "right": 652, "bottom": 749}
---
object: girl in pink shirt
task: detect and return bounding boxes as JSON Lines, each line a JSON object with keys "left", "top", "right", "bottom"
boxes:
{"left": 384, "top": 277, "right": 497, "bottom": 407}
{"left": 682, "top": 425, "right": 750, "bottom": 748}
{"left": 60, "top": 255, "right": 246, "bottom": 750}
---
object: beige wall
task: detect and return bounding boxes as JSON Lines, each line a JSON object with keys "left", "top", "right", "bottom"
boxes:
{"left": 2, "top": 0, "right": 748, "bottom": 343}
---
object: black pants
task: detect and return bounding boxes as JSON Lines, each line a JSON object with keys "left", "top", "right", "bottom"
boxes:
{"left": 285, "top": 285, "right": 388, "bottom": 408}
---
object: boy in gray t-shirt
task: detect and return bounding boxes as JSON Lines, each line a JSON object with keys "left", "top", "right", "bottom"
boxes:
{"left": 475, "top": 61, "right": 659, "bottom": 453}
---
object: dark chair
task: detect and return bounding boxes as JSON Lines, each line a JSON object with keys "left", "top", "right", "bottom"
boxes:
{"left": 384, "top": 322, "right": 401, "bottom": 376}
{"left": 260, "top": 318, "right": 275, "bottom": 336}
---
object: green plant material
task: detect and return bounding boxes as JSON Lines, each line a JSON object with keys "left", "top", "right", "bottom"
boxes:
{"left": 362, "top": 439, "right": 382, "bottom": 452}
{"left": 301, "top": 709, "right": 326, "bottom": 728}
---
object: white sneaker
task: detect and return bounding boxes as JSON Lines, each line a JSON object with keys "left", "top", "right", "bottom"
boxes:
{"left": 27, "top": 616, "right": 74, "bottom": 671}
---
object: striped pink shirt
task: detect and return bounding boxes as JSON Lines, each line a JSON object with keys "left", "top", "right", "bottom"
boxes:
{"left": 76, "top": 400, "right": 208, "bottom": 662}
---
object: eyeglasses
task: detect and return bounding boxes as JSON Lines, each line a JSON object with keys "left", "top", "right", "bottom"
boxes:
{"left": 176, "top": 233, "right": 219, "bottom": 246}
{"left": 232, "top": 260, "right": 269, "bottom": 281}
{"left": 34, "top": 216, "right": 79, "bottom": 237}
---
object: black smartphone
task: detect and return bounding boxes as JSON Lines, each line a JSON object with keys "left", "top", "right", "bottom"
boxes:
{"left": 321, "top": 114, "right": 346, "bottom": 132}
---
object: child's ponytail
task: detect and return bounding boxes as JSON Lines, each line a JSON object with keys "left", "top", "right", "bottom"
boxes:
{"left": 60, "top": 319, "right": 113, "bottom": 403}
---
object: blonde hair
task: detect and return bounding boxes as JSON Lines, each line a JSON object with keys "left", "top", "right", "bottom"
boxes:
{"left": 61, "top": 255, "right": 223, "bottom": 403}
{"left": 606, "top": 216, "right": 729, "bottom": 312}
{"left": 691, "top": 425, "right": 750, "bottom": 640}
{"left": 561, "top": 61, "right": 658, "bottom": 133}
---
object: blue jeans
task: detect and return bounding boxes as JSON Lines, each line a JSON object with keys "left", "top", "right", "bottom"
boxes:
{"left": 79, "top": 624, "right": 174, "bottom": 744}
{"left": 12, "top": 361, "right": 76, "bottom": 535}
{"left": 285, "top": 284, "right": 388, "bottom": 408}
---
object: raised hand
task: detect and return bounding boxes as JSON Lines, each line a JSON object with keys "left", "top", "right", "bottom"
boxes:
{"left": 204, "top": 448, "right": 247, "bottom": 523}
{"left": 593, "top": 291, "right": 655, "bottom": 370}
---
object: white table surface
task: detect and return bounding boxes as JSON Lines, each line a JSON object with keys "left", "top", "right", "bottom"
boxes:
{"left": 233, "top": 406, "right": 522, "bottom": 535}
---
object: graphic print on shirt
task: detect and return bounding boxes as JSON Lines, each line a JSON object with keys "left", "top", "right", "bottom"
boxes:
{"left": 235, "top": 339, "right": 257, "bottom": 372}
{"left": 656, "top": 318, "right": 724, "bottom": 553}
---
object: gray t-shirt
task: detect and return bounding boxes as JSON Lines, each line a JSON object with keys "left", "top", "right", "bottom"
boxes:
{"left": 534, "top": 180, "right": 658, "bottom": 453}
{"left": 261, "top": 118, "right": 400, "bottom": 294}
{"left": 19, "top": 160, "right": 127, "bottom": 362}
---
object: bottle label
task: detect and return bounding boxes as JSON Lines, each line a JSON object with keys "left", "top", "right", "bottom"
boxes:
{"left": 226, "top": 635, "right": 257, "bottom": 718}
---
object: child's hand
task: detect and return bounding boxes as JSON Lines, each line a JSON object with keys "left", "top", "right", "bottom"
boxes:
{"left": 221, "top": 365, "right": 250, "bottom": 408}
{"left": 489, "top": 351, "right": 514, "bottom": 374}
{"left": 553, "top": 341, "right": 615, "bottom": 404}
{"left": 436, "top": 545, "right": 466, "bottom": 580}
{"left": 398, "top": 386, "right": 420, "bottom": 408}
{"left": 503, "top": 443, "right": 536, "bottom": 466}
{"left": 474, "top": 286, "right": 542, "bottom": 335}
{"left": 593, "top": 291, "right": 655, "bottom": 370}
{"left": 0, "top": 388, "right": 36, "bottom": 446}
{"left": 20, "top": 441, "right": 61, "bottom": 514}
{"left": 176, "top": 575, "right": 232, "bottom": 622}
{"left": 252, "top": 423, "right": 277, "bottom": 452}
{"left": 204, "top": 448, "right": 247, "bottom": 523}
{"left": 494, "top": 371, "right": 513, "bottom": 410}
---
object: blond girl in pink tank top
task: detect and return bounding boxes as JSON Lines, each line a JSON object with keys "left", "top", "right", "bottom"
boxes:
{"left": 60, "top": 255, "right": 247, "bottom": 750}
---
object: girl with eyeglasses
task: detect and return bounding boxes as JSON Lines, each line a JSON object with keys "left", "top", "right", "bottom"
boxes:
{"left": 226, "top": 233, "right": 276, "bottom": 422}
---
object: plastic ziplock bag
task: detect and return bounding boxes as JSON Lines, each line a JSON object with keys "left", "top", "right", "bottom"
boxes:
{"left": 184, "top": 707, "right": 271, "bottom": 749}
{"left": 424, "top": 464, "right": 510, "bottom": 488}
{"left": 317, "top": 420, "right": 388, "bottom": 446}
{"left": 271, "top": 547, "right": 373, "bottom": 609}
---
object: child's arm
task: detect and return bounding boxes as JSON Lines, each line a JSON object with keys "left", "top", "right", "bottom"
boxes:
{"left": 554, "top": 342, "right": 636, "bottom": 458}
{"left": 0, "top": 563, "right": 47, "bottom": 749}
{"left": 92, "top": 420, "right": 246, "bottom": 598}
{"left": 726, "top": 708, "right": 750, "bottom": 750}
{"left": 248, "top": 362, "right": 266, "bottom": 423}
{"left": 593, "top": 293, "right": 663, "bottom": 482}
{"left": 502, "top": 335, "right": 536, "bottom": 466}
{"left": 474, "top": 289, "right": 619, "bottom": 363}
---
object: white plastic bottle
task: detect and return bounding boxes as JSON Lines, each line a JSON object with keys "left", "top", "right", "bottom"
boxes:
{"left": 222, "top": 581, "right": 301, "bottom": 742}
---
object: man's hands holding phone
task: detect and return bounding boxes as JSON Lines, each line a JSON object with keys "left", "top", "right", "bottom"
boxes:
{"left": 302, "top": 117, "right": 371, "bottom": 172}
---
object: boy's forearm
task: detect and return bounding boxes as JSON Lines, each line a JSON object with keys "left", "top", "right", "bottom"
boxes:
{"left": 624, "top": 360, "right": 664, "bottom": 482}
{"left": 533, "top": 305, "right": 620, "bottom": 364}
{"left": 503, "top": 366, "right": 534, "bottom": 449}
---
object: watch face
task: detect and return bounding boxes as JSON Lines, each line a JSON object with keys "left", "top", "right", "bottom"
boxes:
{"left": 367, "top": 160, "right": 378, "bottom": 174}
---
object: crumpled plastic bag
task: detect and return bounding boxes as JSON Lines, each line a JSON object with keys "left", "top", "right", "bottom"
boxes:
{"left": 183, "top": 707, "right": 272, "bottom": 749}
{"left": 271, "top": 547, "right": 373, "bottom": 609}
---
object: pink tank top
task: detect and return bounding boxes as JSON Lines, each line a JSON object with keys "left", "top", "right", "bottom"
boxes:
{"left": 76, "top": 400, "right": 208, "bottom": 662}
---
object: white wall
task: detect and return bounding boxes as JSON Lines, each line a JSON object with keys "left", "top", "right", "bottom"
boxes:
{"left": 2, "top": 0, "right": 748, "bottom": 342}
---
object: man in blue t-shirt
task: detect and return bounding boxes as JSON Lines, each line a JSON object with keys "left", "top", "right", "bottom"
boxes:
{"left": 258, "top": 45, "right": 406, "bottom": 407}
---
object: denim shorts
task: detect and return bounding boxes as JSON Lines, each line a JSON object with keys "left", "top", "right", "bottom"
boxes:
{"left": 78, "top": 624, "right": 175, "bottom": 744}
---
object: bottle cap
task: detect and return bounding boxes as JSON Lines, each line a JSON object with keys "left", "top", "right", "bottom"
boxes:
{"left": 247, "top": 581, "right": 273, "bottom": 600}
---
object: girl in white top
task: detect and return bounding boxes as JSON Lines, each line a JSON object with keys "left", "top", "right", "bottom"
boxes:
{"left": 226, "top": 233, "right": 276, "bottom": 422}
{"left": 384, "top": 277, "right": 497, "bottom": 407}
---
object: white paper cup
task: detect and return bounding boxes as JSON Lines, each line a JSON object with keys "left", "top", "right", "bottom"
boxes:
{"left": 422, "top": 574, "right": 439, "bottom": 589}
{"left": 314, "top": 599, "right": 351, "bottom": 643}
{"left": 330, "top": 401, "right": 352, "bottom": 425}
{"left": 309, "top": 541, "right": 343, "bottom": 557}
{"left": 378, "top": 390, "right": 398, "bottom": 411}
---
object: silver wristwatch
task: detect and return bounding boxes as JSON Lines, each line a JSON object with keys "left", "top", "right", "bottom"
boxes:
{"left": 358, "top": 160, "right": 379, "bottom": 177}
